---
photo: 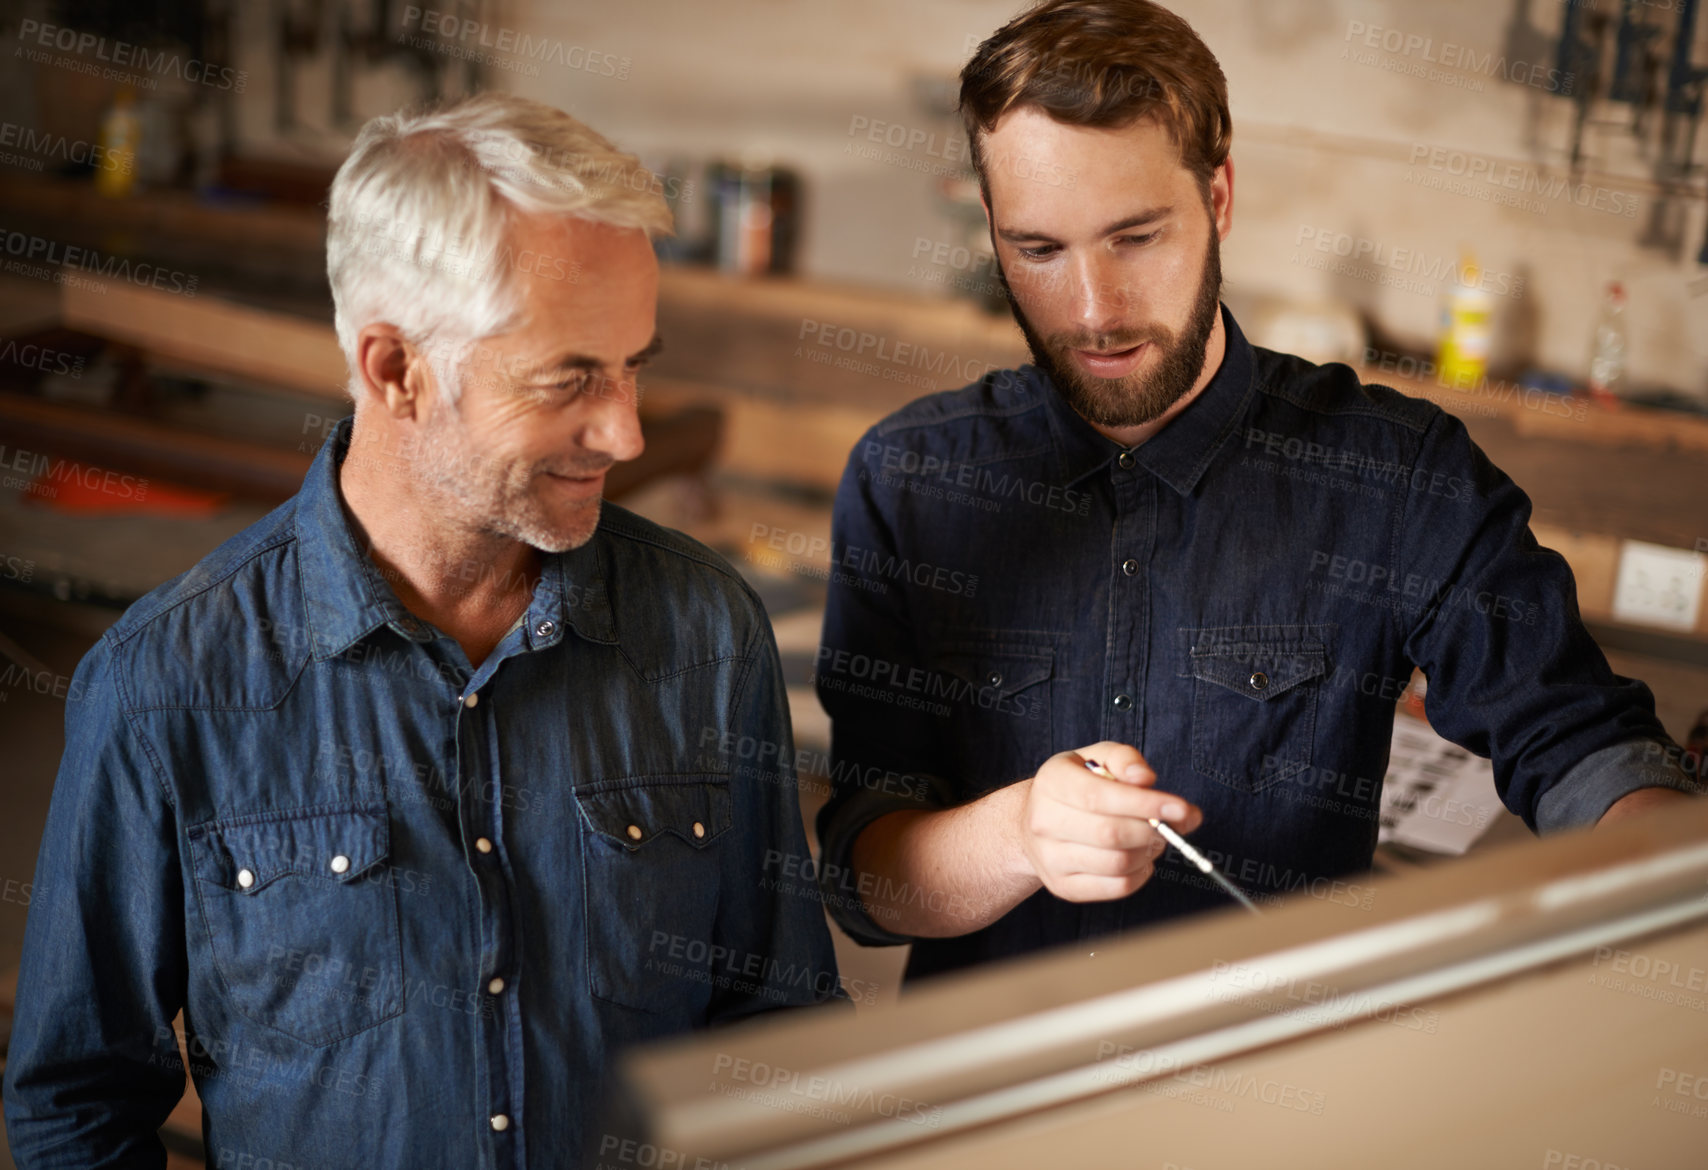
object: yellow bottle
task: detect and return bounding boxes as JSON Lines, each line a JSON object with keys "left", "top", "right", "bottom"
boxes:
{"left": 1436, "top": 254, "right": 1493, "bottom": 392}
{"left": 96, "top": 90, "right": 140, "bottom": 198}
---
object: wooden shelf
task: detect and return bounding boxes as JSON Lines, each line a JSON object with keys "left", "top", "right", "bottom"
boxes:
{"left": 1361, "top": 364, "right": 1708, "bottom": 456}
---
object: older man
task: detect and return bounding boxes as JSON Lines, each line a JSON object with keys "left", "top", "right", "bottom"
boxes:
{"left": 3, "top": 94, "right": 839, "bottom": 1168}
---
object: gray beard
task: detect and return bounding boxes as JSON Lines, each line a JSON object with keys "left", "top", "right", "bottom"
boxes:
{"left": 412, "top": 405, "right": 604, "bottom": 554}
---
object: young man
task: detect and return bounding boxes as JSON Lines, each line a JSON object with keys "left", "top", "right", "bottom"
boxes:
{"left": 4, "top": 94, "right": 839, "bottom": 1167}
{"left": 815, "top": 0, "right": 1699, "bottom": 983}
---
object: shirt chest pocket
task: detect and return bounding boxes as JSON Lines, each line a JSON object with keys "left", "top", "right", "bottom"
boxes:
{"left": 187, "top": 803, "right": 403, "bottom": 1047}
{"left": 1187, "top": 629, "right": 1327, "bottom": 794}
{"left": 576, "top": 776, "right": 732, "bottom": 1017}
{"left": 929, "top": 639, "right": 1055, "bottom": 795}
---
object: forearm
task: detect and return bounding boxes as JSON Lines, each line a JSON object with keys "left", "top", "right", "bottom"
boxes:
{"left": 849, "top": 781, "right": 1041, "bottom": 938}
{"left": 1596, "top": 785, "right": 1696, "bottom": 829}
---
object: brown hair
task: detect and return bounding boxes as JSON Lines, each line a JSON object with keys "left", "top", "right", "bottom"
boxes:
{"left": 960, "top": 0, "right": 1231, "bottom": 196}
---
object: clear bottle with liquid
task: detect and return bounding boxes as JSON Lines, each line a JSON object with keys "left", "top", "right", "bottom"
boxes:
{"left": 1586, "top": 280, "right": 1628, "bottom": 406}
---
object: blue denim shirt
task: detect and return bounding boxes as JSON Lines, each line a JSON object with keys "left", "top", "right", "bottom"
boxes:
{"left": 3, "top": 417, "right": 841, "bottom": 1169}
{"left": 816, "top": 306, "right": 1698, "bottom": 981}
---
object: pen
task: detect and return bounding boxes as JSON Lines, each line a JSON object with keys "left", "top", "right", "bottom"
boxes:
{"left": 1081, "top": 758, "right": 1263, "bottom": 916}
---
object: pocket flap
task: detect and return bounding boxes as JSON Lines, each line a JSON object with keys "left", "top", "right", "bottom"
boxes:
{"left": 575, "top": 776, "right": 732, "bottom": 850}
{"left": 188, "top": 803, "right": 390, "bottom": 894}
{"left": 1191, "top": 644, "right": 1326, "bottom": 701}
{"left": 931, "top": 643, "right": 1054, "bottom": 697}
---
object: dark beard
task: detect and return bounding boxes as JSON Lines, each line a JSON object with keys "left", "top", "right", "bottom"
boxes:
{"left": 1000, "top": 231, "right": 1223, "bottom": 430}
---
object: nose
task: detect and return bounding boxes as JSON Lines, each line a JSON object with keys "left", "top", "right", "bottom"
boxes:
{"left": 1069, "top": 251, "right": 1129, "bottom": 340}
{"left": 581, "top": 375, "right": 645, "bottom": 464}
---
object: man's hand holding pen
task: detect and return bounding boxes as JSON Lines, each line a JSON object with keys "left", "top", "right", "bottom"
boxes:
{"left": 1017, "top": 742, "right": 1203, "bottom": 903}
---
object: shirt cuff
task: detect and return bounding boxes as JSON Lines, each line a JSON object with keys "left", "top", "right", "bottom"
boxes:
{"left": 1534, "top": 739, "right": 1705, "bottom": 834}
{"left": 814, "top": 774, "right": 955, "bottom": 947}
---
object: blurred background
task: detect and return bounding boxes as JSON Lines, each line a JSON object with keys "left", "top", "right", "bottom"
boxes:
{"left": 0, "top": 1, "right": 1706, "bottom": 1164}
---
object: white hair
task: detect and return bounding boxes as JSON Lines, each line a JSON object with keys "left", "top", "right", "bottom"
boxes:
{"left": 327, "top": 93, "right": 673, "bottom": 403}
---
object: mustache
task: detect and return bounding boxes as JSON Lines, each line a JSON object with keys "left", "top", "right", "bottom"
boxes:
{"left": 1049, "top": 326, "right": 1171, "bottom": 354}
{"left": 540, "top": 456, "right": 615, "bottom": 478}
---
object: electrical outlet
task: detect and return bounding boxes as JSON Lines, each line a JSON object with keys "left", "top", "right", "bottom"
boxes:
{"left": 1612, "top": 540, "right": 1706, "bottom": 632}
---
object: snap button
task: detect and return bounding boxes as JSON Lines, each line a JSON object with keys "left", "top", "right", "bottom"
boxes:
{"left": 490, "top": 1114, "right": 510, "bottom": 1132}
{"left": 1250, "top": 672, "right": 1269, "bottom": 691}
{"left": 329, "top": 854, "right": 350, "bottom": 875}
{"left": 475, "top": 837, "right": 493, "bottom": 854}
{"left": 1112, "top": 693, "right": 1133, "bottom": 711}
{"left": 535, "top": 619, "right": 556, "bottom": 638}
{"left": 488, "top": 977, "right": 505, "bottom": 994}
{"left": 1117, "top": 451, "right": 1135, "bottom": 470}
{"left": 693, "top": 821, "right": 706, "bottom": 839}
{"left": 1121, "top": 558, "right": 1139, "bottom": 576}
{"left": 236, "top": 868, "right": 255, "bottom": 889}
{"left": 987, "top": 670, "right": 1004, "bottom": 687}
{"left": 626, "top": 824, "right": 643, "bottom": 841}
{"left": 463, "top": 692, "right": 479, "bottom": 708}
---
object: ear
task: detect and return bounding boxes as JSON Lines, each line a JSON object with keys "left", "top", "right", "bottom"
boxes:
{"left": 1210, "top": 157, "right": 1235, "bottom": 242}
{"left": 980, "top": 189, "right": 1001, "bottom": 258}
{"left": 355, "top": 324, "right": 429, "bottom": 420}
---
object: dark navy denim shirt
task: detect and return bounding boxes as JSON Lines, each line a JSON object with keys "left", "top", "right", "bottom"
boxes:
{"left": 3, "top": 417, "right": 841, "bottom": 1169}
{"left": 816, "top": 306, "right": 1697, "bottom": 982}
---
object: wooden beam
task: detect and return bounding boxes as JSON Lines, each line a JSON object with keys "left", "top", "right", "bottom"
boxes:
{"left": 59, "top": 279, "right": 348, "bottom": 400}
{"left": 0, "top": 393, "right": 313, "bottom": 500}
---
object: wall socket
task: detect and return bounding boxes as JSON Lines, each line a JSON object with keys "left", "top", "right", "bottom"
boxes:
{"left": 1611, "top": 541, "right": 1707, "bottom": 632}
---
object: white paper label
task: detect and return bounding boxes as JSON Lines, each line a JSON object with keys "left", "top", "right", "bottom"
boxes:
{"left": 1611, "top": 540, "right": 1706, "bottom": 632}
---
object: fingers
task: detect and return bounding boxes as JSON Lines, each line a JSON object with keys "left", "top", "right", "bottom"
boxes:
{"left": 1021, "top": 798, "right": 1170, "bottom": 902}
{"left": 1034, "top": 750, "right": 1203, "bottom": 832}
{"left": 1018, "top": 745, "right": 1209, "bottom": 903}
{"left": 1031, "top": 802, "right": 1163, "bottom": 852}
{"left": 1043, "top": 837, "right": 1167, "bottom": 878}
{"left": 1073, "top": 741, "right": 1156, "bottom": 785}
{"left": 1032, "top": 840, "right": 1166, "bottom": 902}
{"left": 1041, "top": 873, "right": 1152, "bottom": 902}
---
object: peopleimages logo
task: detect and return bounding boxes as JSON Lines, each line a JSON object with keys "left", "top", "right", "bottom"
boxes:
{"left": 0, "top": 121, "right": 131, "bottom": 174}
{"left": 0, "top": 337, "right": 85, "bottom": 378}
{"left": 1294, "top": 227, "right": 1525, "bottom": 299}
{"left": 16, "top": 19, "right": 247, "bottom": 91}
{"left": 797, "top": 319, "right": 1001, "bottom": 392}
{"left": 708, "top": 1052, "right": 941, "bottom": 1128}
{"left": 0, "top": 227, "right": 198, "bottom": 296}
{"left": 0, "top": 442, "right": 149, "bottom": 502}
{"left": 1343, "top": 21, "right": 1572, "bottom": 94}
{"left": 0, "top": 555, "right": 35, "bottom": 585}
{"left": 398, "top": 7, "right": 631, "bottom": 80}
{"left": 1406, "top": 144, "right": 1639, "bottom": 219}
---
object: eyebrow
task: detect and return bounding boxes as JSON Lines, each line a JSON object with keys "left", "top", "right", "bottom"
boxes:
{"left": 533, "top": 333, "right": 664, "bottom": 376}
{"left": 995, "top": 207, "right": 1173, "bottom": 244}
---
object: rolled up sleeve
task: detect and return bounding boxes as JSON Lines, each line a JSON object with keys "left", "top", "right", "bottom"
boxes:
{"left": 1396, "top": 410, "right": 1700, "bottom": 834}
{"left": 813, "top": 435, "right": 961, "bottom": 946}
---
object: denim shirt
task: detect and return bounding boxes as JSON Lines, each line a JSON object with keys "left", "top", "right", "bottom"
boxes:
{"left": 815, "top": 307, "right": 1697, "bottom": 982}
{"left": 3, "top": 417, "right": 841, "bottom": 1169}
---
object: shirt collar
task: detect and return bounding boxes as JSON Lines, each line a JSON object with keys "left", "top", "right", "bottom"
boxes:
{"left": 294, "top": 416, "right": 615, "bottom": 662}
{"left": 1043, "top": 303, "right": 1256, "bottom": 497}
